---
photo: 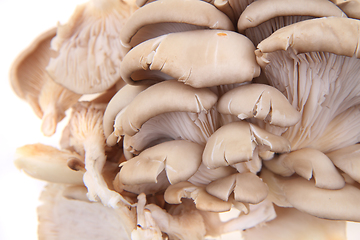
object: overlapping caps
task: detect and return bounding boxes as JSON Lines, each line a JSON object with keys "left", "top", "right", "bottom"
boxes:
{"left": 10, "top": 0, "right": 360, "bottom": 239}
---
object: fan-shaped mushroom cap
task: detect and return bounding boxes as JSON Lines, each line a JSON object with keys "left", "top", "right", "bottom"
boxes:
{"left": 217, "top": 84, "right": 301, "bottom": 127}
{"left": 237, "top": 0, "right": 346, "bottom": 33}
{"left": 264, "top": 148, "right": 345, "bottom": 190}
{"left": 103, "top": 84, "right": 149, "bottom": 143}
{"left": 14, "top": 143, "right": 84, "bottom": 185}
{"left": 243, "top": 205, "right": 347, "bottom": 240}
{"left": 327, "top": 144, "right": 360, "bottom": 183}
{"left": 46, "top": 0, "right": 136, "bottom": 94}
{"left": 262, "top": 168, "right": 360, "bottom": 221}
{"left": 164, "top": 181, "right": 232, "bottom": 212}
{"left": 120, "top": 0, "right": 235, "bottom": 48}
{"left": 255, "top": 17, "right": 360, "bottom": 68}
{"left": 202, "top": 121, "right": 290, "bottom": 169}
{"left": 119, "top": 140, "right": 203, "bottom": 185}
{"left": 9, "top": 27, "right": 81, "bottom": 136}
{"left": 120, "top": 30, "right": 260, "bottom": 88}
{"left": 205, "top": 172, "right": 268, "bottom": 204}
{"left": 38, "top": 184, "right": 136, "bottom": 240}
{"left": 113, "top": 80, "right": 218, "bottom": 137}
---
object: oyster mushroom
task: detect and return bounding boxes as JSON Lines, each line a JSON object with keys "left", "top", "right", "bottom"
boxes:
{"left": 237, "top": 0, "right": 346, "bottom": 45}
{"left": 67, "top": 101, "right": 130, "bottom": 207}
{"left": 119, "top": 0, "right": 235, "bottom": 48}
{"left": 255, "top": 17, "right": 360, "bottom": 151}
{"left": 9, "top": 27, "right": 81, "bottom": 136}
{"left": 120, "top": 30, "right": 260, "bottom": 88}
{"left": 262, "top": 168, "right": 360, "bottom": 222}
{"left": 46, "top": 0, "right": 137, "bottom": 94}
{"left": 14, "top": 143, "right": 84, "bottom": 185}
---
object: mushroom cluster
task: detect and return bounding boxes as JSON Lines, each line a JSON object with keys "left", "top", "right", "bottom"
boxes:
{"left": 10, "top": 0, "right": 360, "bottom": 239}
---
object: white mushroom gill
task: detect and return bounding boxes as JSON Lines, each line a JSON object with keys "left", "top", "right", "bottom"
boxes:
{"left": 10, "top": 0, "right": 360, "bottom": 239}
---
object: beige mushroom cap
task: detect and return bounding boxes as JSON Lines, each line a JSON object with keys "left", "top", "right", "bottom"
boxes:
{"left": 202, "top": 121, "right": 290, "bottom": 169}
{"left": 164, "top": 181, "right": 232, "bottom": 212}
{"left": 243, "top": 205, "right": 347, "bottom": 240}
{"left": 14, "top": 143, "right": 84, "bottom": 185}
{"left": 103, "top": 84, "right": 149, "bottom": 142}
{"left": 120, "top": 30, "right": 260, "bottom": 88}
{"left": 327, "top": 144, "right": 360, "bottom": 183}
{"left": 9, "top": 27, "right": 81, "bottom": 136}
{"left": 262, "top": 168, "right": 360, "bottom": 221}
{"left": 217, "top": 84, "right": 301, "bottom": 127}
{"left": 119, "top": 140, "right": 203, "bottom": 185}
{"left": 264, "top": 148, "right": 345, "bottom": 190}
{"left": 206, "top": 172, "right": 268, "bottom": 204}
{"left": 120, "top": 0, "right": 235, "bottom": 48}
{"left": 113, "top": 80, "right": 217, "bottom": 137}
{"left": 255, "top": 17, "right": 360, "bottom": 67}
{"left": 337, "top": 0, "right": 360, "bottom": 19}
{"left": 46, "top": 0, "right": 136, "bottom": 94}
{"left": 237, "top": 0, "right": 346, "bottom": 32}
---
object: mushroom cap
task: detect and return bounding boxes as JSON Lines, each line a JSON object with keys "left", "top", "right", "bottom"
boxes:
{"left": 119, "top": 140, "right": 203, "bottom": 185}
{"left": 10, "top": 27, "right": 57, "bottom": 111}
{"left": 262, "top": 168, "right": 360, "bottom": 221}
{"left": 217, "top": 83, "right": 301, "bottom": 127}
{"left": 205, "top": 172, "right": 268, "bottom": 204}
{"left": 202, "top": 121, "right": 290, "bottom": 169}
{"left": 46, "top": 0, "right": 135, "bottom": 94}
{"left": 120, "top": 30, "right": 260, "bottom": 88}
{"left": 164, "top": 181, "right": 232, "bottom": 212}
{"left": 103, "top": 84, "right": 149, "bottom": 141}
{"left": 255, "top": 17, "right": 360, "bottom": 67}
{"left": 337, "top": 0, "right": 360, "bottom": 19}
{"left": 14, "top": 143, "right": 84, "bottom": 185}
{"left": 327, "top": 144, "right": 360, "bottom": 183}
{"left": 263, "top": 148, "right": 345, "bottom": 190}
{"left": 243, "top": 205, "right": 347, "bottom": 240}
{"left": 38, "top": 184, "right": 136, "bottom": 240}
{"left": 113, "top": 80, "right": 218, "bottom": 137}
{"left": 120, "top": 0, "right": 235, "bottom": 48}
{"left": 237, "top": 0, "right": 346, "bottom": 32}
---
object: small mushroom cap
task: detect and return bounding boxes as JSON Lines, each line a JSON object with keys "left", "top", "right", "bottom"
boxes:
{"left": 113, "top": 80, "right": 218, "bottom": 137}
{"left": 206, "top": 172, "right": 268, "bottom": 204}
{"left": 120, "top": 0, "right": 235, "bottom": 47}
{"left": 255, "top": 17, "right": 360, "bottom": 67}
{"left": 217, "top": 83, "right": 301, "bottom": 127}
{"left": 120, "top": 140, "right": 203, "bottom": 185}
{"left": 46, "top": 0, "right": 135, "bottom": 94}
{"left": 264, "top": 148, "right": 345, "bottom": 190}
{"left": 202, "top": 121, "right": 290, "bottom": 169}
{"left": 164, "top": 181, "right": 232, "bottom": 212}
{"left": 103, "top": 84, "right": 149, "bottom": 141}
{"left": 120, "top": 30, "right": 260, "bottom": 88}
{"left": 14, "top": 143, "right": 84, "bottom": 185}
{"left": 327, "top": 144, "right": 360, "bottom": 183}
{"left": 237, "top": 0, "right": 346, "bottom": 32}
{"left": 262, "top": 168, "right": 360, "bottom": 221}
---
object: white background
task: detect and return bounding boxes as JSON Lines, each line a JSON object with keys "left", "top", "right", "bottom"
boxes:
{"left": 0, "top": 1, "right": 360, "bottom": 240}
{"left": 0, "top": 1, "right": 86, "bottom": 239}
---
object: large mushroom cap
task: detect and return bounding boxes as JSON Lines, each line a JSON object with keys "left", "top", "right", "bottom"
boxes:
{"left": 120, "top": 0, "right": 235, "bottom": 48}
{"left": 237, "top": 0, "right": 346, "bottom": 33}
{"left": 120, "top": 30, "right": 260, "bottom": 88}
{"left": 256, "top": 17, "right": 360, "bottom": 64}
{"left": 112, "top": 80, "right": 218, "bottom": 137}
